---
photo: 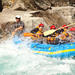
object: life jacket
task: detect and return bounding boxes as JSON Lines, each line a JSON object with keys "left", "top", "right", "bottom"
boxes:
{"left": 47, "top": 37, "right": 56, "bottom": 43}
{"left": 63, "top": 32, "right": 69, "bottom": 37}
{"left": 31, "top": 35, "right": 38, "bottom": 40}
{"left": 60, "top": 35, "right": 66, "bottom": 40}
{"left": 36, "top": 26, "right": 39, "bottom": 28}
{"left": 36, "top": 30, "right": 43, "bottom": 38}
{"left": 55, "top": 29, "right": 64, "bottom": 34}
{"left": 59, "top": 30, "right": 71, "bottom": 41}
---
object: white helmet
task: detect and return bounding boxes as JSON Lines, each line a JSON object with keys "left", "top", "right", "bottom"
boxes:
{"left": 15, "top": 15, "right": 21, "bottom": 19}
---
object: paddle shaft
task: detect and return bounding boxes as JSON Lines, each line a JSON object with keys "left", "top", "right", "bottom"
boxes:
{"left": 24, "top": 33, "right": 35, "bottom": 37}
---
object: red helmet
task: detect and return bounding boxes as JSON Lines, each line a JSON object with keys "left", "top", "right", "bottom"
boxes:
{"left": 70, "top": 27, "right": 75, "bottom": 31}
{"left": 50, "top": 25, "right": 56, "bottom": 29}
{"left": 62, "top": 25, "right": 68, "bottom": 29}
{"left": 39, "top": 23, "right": 44, "bottom": 27}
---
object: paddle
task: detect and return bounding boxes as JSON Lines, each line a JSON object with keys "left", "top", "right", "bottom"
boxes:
{"left": 44, "top": 30, "right": 56, "bottom": 36}
{"left": 44, "top": 23, "right": 75, "bottom": 36}
{"left": 24, "top": 33, "right": 35, "bottom": 37}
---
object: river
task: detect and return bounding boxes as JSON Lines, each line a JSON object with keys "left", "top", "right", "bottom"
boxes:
{"left": 0, "top": 38, "right": 75, "bottom": 75}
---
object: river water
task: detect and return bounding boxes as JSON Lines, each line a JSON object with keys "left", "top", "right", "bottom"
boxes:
{"left": 0, "top": 38, "right": 75, "bottom": 75}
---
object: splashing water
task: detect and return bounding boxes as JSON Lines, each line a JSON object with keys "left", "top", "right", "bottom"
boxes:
{"left": 0, "top": 38, "right": 75, "bottom": 75}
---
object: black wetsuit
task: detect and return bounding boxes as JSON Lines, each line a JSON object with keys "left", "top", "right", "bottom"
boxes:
{"left": 31, "top": 28, "right": 39, "bottom": 34}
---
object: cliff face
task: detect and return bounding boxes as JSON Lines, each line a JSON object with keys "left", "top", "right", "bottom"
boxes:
{"left": 2, "top": 0, "right": 75, "bottom": 10}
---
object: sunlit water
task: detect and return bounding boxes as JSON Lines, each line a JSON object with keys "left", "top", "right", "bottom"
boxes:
{"left": 0, "top": 38, "right": 75, "bottom": 75}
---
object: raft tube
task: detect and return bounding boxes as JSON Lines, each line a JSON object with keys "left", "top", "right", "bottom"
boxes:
{"left": 31, "top": 42, "right": 75, "bottom": 58}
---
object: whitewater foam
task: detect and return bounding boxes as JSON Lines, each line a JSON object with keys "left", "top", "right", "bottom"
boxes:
{"left": 0, "top": 38, "right": 75, "bottom": 75}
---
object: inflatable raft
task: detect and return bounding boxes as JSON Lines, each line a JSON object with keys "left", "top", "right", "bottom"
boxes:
{"left": 31, "top": 42, "right": 75, "bottom": 58}
{"left": 13, "top": 36, "right": 75, "bottom": 58}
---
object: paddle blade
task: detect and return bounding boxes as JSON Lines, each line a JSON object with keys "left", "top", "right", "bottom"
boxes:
{"left": 24, "top": 33, "right": 34, "bottom": 37}
{"left": 44, "top": 30, "right": 56, "bottom": 36}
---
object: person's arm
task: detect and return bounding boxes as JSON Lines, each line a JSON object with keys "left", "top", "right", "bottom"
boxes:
{"left": 15, "top": 26, "right": 23, "bottom": 31}
{"left": 12, "top": 26, "right": 23, "bottom": 36}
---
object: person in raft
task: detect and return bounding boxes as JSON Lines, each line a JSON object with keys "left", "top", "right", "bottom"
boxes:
{"left": 47, "top": 25, "right": 59, "bottom": 44}
{"left": 56, "top": 25, "right": 72, "bottom": 43}
{"left": 31, "top": 23, "right": 44, "bottom": 43}
{"left": 31, "top": 23, "right": 44, "bottom": 34}
{"left": 12, "top": 15, "right": 25, "bottom": 36}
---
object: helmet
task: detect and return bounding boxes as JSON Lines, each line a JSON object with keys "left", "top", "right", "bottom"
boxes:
{"left": 62, "top": 25, "right": 68, "bottom": 29}
{"left": 70, "top": 27, "right": 75, "bottom": 31}
{"left": 15, "top": 15, "right": 21, "bottom": 19}
{"left": 50, "top": 25, "right": 56, "bottom": 29}
{"left": 39, "top": 23, "right": 44, "bottom": 27}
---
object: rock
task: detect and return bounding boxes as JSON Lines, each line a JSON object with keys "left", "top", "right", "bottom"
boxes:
{"left": 0, "top": 28, "right": 2, "bottom": 34}
{"left": 2, "top": 0, "right": 73, "bottom": 11}
{"left": 12, "top": 0, "right": 27, "bottom": 11}
{"left": 0, "top": 22, "right": 15, "bottom": 35}
{"left": 0, "top": 0, "right": 3, "bottom": 12}
{"left": 69, "top": 0, "right": 75, "bottom": 7}
{"left": 34, "top": 0, "right": 51, "bottom": 10}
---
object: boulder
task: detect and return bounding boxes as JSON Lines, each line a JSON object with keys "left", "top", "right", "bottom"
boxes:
{"left": 12, "top": 0, "right": 27, "bottom": 11}
{"left": 34, "top": 0, "right": 51, "bottom": 10}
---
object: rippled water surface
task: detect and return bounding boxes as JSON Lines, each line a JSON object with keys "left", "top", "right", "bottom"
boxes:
{"left": 0, "top": 38, "right": 75, "bottom": 75}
